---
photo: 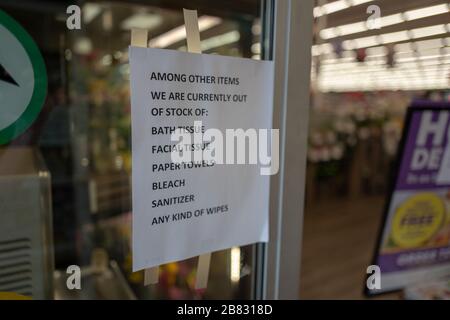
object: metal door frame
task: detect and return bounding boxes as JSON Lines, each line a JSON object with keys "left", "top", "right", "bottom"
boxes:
{"left": 255, "top": 0, "right": 314, "bottom": 300}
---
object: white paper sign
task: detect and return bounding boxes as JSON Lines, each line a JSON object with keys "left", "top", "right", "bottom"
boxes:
{"left": 129, "top": 47, "right": 274, "bottom": 271}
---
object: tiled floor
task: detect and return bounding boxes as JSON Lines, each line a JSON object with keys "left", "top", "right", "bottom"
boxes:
{"left": 300, "top": 195, "right": 401, "bottom": 299}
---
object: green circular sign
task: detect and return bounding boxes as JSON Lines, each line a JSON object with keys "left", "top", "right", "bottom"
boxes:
{"left": 0, "top": 9, "right": 47, "bottom": 144}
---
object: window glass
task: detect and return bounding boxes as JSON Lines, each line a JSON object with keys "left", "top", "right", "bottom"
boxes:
{"left": 0, "top": 0, "right": 263, "bottom": 300}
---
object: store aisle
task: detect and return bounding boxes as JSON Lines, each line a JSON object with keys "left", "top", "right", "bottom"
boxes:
{"left": 300, "top": 196, "right": 401, "bottom": 299}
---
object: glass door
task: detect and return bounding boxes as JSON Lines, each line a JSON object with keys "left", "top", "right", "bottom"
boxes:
{"left": 0, "top": 0, "right": 275, "bottom": 300}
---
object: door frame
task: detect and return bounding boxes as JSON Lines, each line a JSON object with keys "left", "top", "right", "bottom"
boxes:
{"left": 256, "top": 0, "right": 314, "bottom": 300}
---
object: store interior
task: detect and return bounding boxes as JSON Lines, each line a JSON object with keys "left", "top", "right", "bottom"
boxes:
{"left": 302, "top": 0, "right": 449, "bottom": 299}
{"left": 0, "top": 0, "right": 449, "bottom": 299}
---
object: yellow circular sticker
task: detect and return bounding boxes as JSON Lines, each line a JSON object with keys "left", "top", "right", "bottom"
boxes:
{"left": 391, "top": 193, "right": 445, "bottom": 248}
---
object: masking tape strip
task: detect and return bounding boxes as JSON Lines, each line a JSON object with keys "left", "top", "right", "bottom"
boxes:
{"left": 183, "top": 9, "right": 202, "bottom": 54}
{"left": 131, "top": 27, "right": 159, "bottom": 286}
{"left": 195, "top": 253, "right": 212, "bottom": 290}
{"left": 144, "top": 267, "right": 159, "bottom": 286}
{"left": 182, "top": 8, "right": 212, "bottom": 290}
{"left": 131, "top": 28, "right": 148, "bottom": 48}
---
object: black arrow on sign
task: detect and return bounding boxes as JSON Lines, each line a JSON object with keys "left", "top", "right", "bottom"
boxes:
{"left": 0, "top": 62, "right": 19, "bottom": 87}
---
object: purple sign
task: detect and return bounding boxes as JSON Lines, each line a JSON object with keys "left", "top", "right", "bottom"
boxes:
{"left": 369, "top": 100, "right": 450, "bottom": 295}
{"left": 397, "top": 107, "right": 450, "bottom": 190}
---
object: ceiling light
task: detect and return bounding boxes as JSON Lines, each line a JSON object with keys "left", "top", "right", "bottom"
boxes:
{"left": 396, "top": 53, "right": 450, "bottom": 63}
{"left": 342, "top": 40, "right": 355, "bottom": 50}
{"left": 149, "top": 16, "right": 221, "bottom": 48}
{"left": 381, "top": 31, "right": 410, "bottom": 44}
{"left": 322, "top": 0, "right": 349, "bottom": 15}
{"left": 366, "top": 46, "right": 386, "bottom": 56}
{"left": 320, "top": 28, "right": 338, "bottom": 40}
{"left": 395, "top": 43, "right": 412, "bottom": 52}
{"left": 415, "top": 38, "right": 445, "bottom": 50}
{"left": 354, "top": 35, "right": 379, "bottom": 48}
{"left": 319, "top": 43, "right": 334, "bottom": 55}
{"left": 319, "top": 4, "right": 448, "bottom": 41}
{"left": 379, "top": 13, "right": 404, "bottom": 27}
{"left": 343, "top": 24, "right": 447, "bottom": 49}
{"left": 316, "top": 36, "right": 448, "bottom": 59}
{"left": 311, "top": 45, "right": 320, "bottom": 56}
{"left": 230, "top": 247, "right": 240, "bottom": 283}
{"left": 83, "top": 3, "right": 102, "bottom": 24}
{"left": 313, "top": 7, "right": 323, "bottom": 18}
{"left": 350, "top": 0, "right": 374, "bottom": 5}
{"left": 404, "top": 4, "right": 449, "bottom": 21}
{"left": 252, "top": 20, "right": 261, "bottom": 36}
{"left": 337, "top": 21, "right": 367, "bottom": 37}
{"left": 251, "top": 43, "right": 261, "bottom": 54}
{"left": 201, "top": 30, "right": 240, "bottom": 52}
{"left": 314, "top": 0, "right": 374, "bottom": 17}
{"left": 73, "top": 37, "right": 92, "bottom": 55}
{"left": 121, "top": 13, "right": 162, "bottom": 30}
{"left": 411, "top": 24, "right": 447, "bottom": 39}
